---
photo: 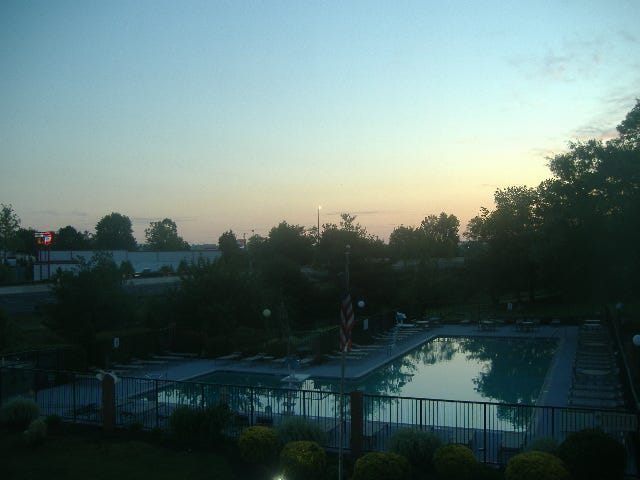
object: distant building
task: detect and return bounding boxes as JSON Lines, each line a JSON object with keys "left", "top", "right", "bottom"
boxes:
{"left": 34, "top": 249, "right": 222, "bottom": 281}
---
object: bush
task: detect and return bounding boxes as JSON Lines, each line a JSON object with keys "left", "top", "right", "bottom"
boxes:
{"left": 276, "top": 416, "right": 327, "bottom": 445}
{"left": 23, "top": 418, "right": 47, "bottom": 448}
{"left": 432, "top": 444, "right": 478, "bottom": 480}
{"left": 505, "top": 451, "right": 570, "bottom": 480}
{"left": 168, "top": 405, "right": 201, "bottom": 445}
{"left": 525, "top": 437, "right": 559, "bottom": 456}
{"left": 238, "top": 426, "right": 279, "bottom": 465}
{"left": 0, "top": 397, "right": 40, "bottom": 432}
{"left": 168, "top": 403, "right": 231, "bottom": 446}
{"left": 558, "top": 428, "right": 626, "bottom": 480}
{"left": 44, "top": 415, "right": 62, "bottom": 432}
{"left": 352, "top": 452, "right": 411, "bottom": 480}
{"left": 280, "top": 440, "right": 326, "bottom": 480}
{"left": 388, "top": 428, "right": 443, "bottom": 477}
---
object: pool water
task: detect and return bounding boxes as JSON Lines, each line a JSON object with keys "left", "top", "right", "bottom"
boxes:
{"left": 196, "top": 336, "right": 558, "bottom": 405}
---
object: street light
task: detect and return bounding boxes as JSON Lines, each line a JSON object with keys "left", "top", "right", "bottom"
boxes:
{"left": 317, "top": 205, "right": 322, "bottom": 245}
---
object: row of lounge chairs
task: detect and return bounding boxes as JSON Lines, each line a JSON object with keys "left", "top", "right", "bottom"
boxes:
{"left": 568, "top": 320, "right": 625, "bottom": 409}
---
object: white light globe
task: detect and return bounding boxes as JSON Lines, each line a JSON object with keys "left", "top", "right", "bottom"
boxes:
{"left": 263, "top": 309, "right": 271, "bottom": 318}
{"left": 357, "top": 300, "right": 365, "bottom": 308}
{"left": 633, "top": 334, "right": 640, "bottom": 347}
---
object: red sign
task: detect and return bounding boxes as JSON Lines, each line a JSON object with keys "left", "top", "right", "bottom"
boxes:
{"left": 35, "top": 231, "right": 54, "bottom": 246}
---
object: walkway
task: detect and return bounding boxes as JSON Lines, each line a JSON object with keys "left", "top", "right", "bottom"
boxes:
{"left": 106, "top": 321, "right": 580, "bottom": 408}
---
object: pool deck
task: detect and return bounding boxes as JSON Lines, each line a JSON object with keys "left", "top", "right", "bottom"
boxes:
{"left": 115, "top": 322, "right": 579, "bottom": 408}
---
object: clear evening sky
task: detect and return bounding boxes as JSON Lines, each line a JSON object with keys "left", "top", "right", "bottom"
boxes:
{"left": 2, "top": 1, "right": 639, "bottom": 244}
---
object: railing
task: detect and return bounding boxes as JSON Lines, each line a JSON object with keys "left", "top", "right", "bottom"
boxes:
{"left": 1, "top": 366, "right": 638, "bottom": 468}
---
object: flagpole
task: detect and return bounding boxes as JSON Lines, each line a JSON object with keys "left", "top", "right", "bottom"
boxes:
{"left": 339, "top": 244, "right": 350, "bottom": 480}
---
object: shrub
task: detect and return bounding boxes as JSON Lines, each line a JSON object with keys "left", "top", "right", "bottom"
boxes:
{"left": 0, "top": 397, "right": 40, "bottom": 432}
{"left": 505, "top": 451, "right": 570, "bottom": 480}
{"left": 525, "top": 437, "right": 559, "bottom": 456}
{"left": 45, "top": 415, "right": 62, "bottom": 432}
{"left": 558, "top": 428, "right": 626, "bottom": 480}
{"left": 168, "top": 403, "right": 231, "bottom": 446}
{"left": 238, "top": 426, "right": 279, "bottom": 465}
{"left": 280, "top": 440, "right": 326, "bottom": 480}
{"left": 201, "top": 403, "right": 231, "bottom": 442}
{"left": 23, "top": 418, "right": 47, "bottom": 447}
{"left": 168, "top": 405, "right": 201, "bottom": 445}
{"left": 432, "top": 444, "right": 478, "bottom": 480}
{"left": 352, "top": 452, "right": 411, "bottom": 480}
{"left": 388, "top": 428, "right": 443, "bottom": 477}
{"left": 276, "top": 416, "right": 327, "bottom": 445}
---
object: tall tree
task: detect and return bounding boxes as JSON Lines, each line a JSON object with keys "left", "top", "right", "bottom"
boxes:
{"left": 0, "top": 204, "right": 20, "bottom": 264}
{"left": 465, "top": 187, "right": 540, "bottom": 302}
{"left": 14, "top": 227, "right": 39, "bottom": 257}
{"left": 50, "top": 251, "right": 132, "bottom": 344}
{"left": 388, "top": 225, "right": 422, "bottom": 264}
{"left": 419, "top": 212, "right": 460, "bottom": 258}
{"left": 218, "top": 230, "right": 241, "bottom": 260}
{"left": 144, "top": 218, "right": 190, "bottom": 251}
{"left": 94, "top": 212, "right": 137, "bottom": 251}
{"left": 265, "top": 221, "right": 314, "bottom": 266}
{"left": 53, "top": 225, "right": 93, "bottom": 250}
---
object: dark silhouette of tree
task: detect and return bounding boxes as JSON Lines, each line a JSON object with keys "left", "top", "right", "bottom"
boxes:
{"left": 53, "top": 225, "right": 93, "bottom": 250}
{"left": 94, "top": 212, "right": 137, "bottom": 251}
{"left": 218, "top": 230, "right": 241, "bottom": 260}
{"left": 0, "top": 204, "right": 20, "bottom": 264}
{"left": 50, "top": 251, "right": 132, "bottom": 344}
{"left": 14, "top": 227, "right": 39, "bottom": 257}
{"left": 419, "top": 212, "right": 460, "bottom": 258}
{"left": 144, "top": 218, "right": 190, "bottom": 251}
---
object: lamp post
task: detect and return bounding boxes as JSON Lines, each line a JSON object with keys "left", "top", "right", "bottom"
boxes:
{"left": 262, "top": 308, "right": 271, "bottom": 338}
{"left": 317, "top": 205, "right": 322, "bottom": 245}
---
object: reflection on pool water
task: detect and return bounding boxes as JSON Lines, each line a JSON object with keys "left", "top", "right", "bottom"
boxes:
{"left": 196, "top": 336, "right": 559, "bottom": 405}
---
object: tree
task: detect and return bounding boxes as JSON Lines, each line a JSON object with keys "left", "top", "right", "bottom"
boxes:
{"left": 14, "top": 227, "right": 39, "bottom": 257}
{"left": 466, "top": 187, "right": 540, "bottom": 302}
{"left": 419, "top": 212, "right": 460, "bottom": 258}
{"left": 144, "top": 218, "right": 190, "bottom": 251}
{"left": 94, "top": 212, "right": 137, "bottom": 251}
{"left": 50, "top": 251, "right": 132, "bottom": 344}
{"left": 218, "top": 230, "right": 241, "bottom": 260}
{"left": 388, "top": 225, "right": 421, "bottom": 263}
{"left": 265, "top": 221, "right": 314, "bottom": 266}
{"left": 0, "top": 204, "right": 20, "bottom": 264}
{"left": 53, "top": 225, "right": 92, "bottom": 250}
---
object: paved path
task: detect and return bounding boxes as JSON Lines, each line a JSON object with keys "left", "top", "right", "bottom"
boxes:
{"left": 115, "top": 323, "right": 579, "bottom": 407}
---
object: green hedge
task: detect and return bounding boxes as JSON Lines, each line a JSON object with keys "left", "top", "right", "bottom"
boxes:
{"left": 352, "top": 452, "right": 411, "bottom": 480}
{"left": 388, "top": 428, "right": 443, "bottom": 477}
{"left": 238, "top": 426, "right": 279, "bottom": 465}
{"left": 558, "top": 429, "right": 626, "bottom": 480}
{"left": 0, "top": 397, "right": 40, "bottom": 432}
{"left": 280, "top": 440, "right": 326, "bottom": 480}
{"left": 433, "top": 444, "right": 478, "bottom": 480}
{"left": 505, "top": 451, "right": 570, "bottom": 480}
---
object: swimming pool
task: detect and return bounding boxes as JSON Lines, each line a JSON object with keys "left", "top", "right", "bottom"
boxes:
{"left": 196, "top": 336, "right": 559, "bottom": 405}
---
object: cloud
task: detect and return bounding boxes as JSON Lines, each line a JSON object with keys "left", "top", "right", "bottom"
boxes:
{"left": 507, "top": 35, "right": 611, "bottom": 83}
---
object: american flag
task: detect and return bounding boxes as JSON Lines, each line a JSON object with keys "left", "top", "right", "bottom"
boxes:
{"left": 339, "top": 293, "right": 355, "bottom": 352}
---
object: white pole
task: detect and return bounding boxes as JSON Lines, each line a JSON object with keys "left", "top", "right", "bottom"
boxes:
{"left": 338, "top": 245, "right": 350, "bottom": 480}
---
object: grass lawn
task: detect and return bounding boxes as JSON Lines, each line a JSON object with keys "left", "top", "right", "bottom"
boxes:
{"left": 0, "top": 430, "right": 236, "bottom": 480}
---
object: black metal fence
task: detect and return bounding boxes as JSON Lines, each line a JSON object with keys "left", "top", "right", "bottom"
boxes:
{"left": 1, "top": 365, "right": 638, "bottom": 468}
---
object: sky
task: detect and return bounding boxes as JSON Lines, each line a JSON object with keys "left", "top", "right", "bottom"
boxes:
{"left": 1, "top": 1, "right": 639, "bottom": 245}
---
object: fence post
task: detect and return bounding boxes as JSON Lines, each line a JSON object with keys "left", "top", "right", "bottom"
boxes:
{"left": 102, "top": 374, "right": 116, "bottom": 432}
{"left": 250, "top": 387, "right": 254, "bottom": 426}
{"left": 155, "top": 379, "right": 159, "bottom": 428}
{"left": 483, "top": 402, "right": 487, "bottom": 464}
{"left": 72, "top": 374, "right": 77, "bottom": 423}
{"left": 350, "top": 390, "right": 363, "bottom": 458}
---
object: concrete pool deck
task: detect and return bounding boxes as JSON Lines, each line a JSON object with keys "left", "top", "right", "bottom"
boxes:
{"left": 117, "top": 322, "right": 579, "bottom": 408}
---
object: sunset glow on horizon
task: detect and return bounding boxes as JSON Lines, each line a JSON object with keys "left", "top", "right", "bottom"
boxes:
{"left": 2, "top": 1, "right": 639, "bottom": 244}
